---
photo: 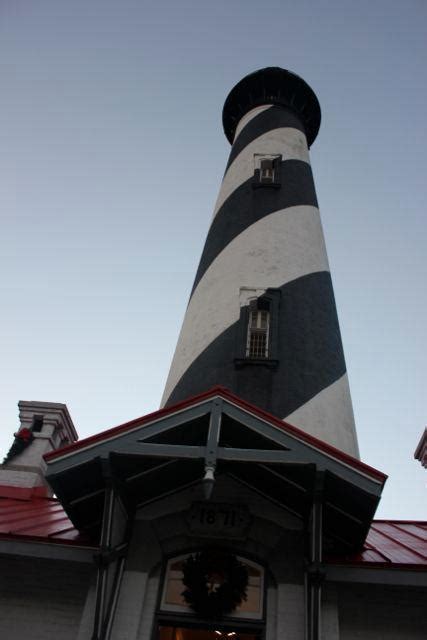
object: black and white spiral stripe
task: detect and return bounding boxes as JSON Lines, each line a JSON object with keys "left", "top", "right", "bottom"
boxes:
{"left": 161, "top": 103, "right": 359, "bottom": 457}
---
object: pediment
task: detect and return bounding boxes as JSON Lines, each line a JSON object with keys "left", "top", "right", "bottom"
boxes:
{"left": 45, "top": 386, "right": 386, "bottom": 552}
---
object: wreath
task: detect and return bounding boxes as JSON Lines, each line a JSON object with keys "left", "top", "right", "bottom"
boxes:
{"left": 3, "top": 428, "right": 34, "bottom": 464}
{"left": 181, "top": 549, "right": 248, "bottom": 618}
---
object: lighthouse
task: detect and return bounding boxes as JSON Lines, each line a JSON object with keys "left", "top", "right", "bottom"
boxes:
{"left": 2, "top": 66, "right": 426, "bottom": 640}
{"left": 162, "top": 67, "right": 359, "bottom": 458}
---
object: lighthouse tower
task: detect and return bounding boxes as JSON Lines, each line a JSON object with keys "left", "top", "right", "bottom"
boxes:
{"left": 161, "top": 68, "right": 359, "bottom": 458}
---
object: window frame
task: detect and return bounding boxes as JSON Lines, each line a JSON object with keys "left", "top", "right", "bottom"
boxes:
{"left": 234, "top": 289, "right": 280, "bottom": 369}
{"left": 159, "top": 553, "right": 266, "bottom": 621}
{"left": 246, "top": 308, "right": 270, "bottom": 359}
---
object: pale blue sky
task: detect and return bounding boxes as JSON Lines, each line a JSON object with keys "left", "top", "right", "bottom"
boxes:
{"left": 1, "top": 0, "right": 426, "bottom": 518}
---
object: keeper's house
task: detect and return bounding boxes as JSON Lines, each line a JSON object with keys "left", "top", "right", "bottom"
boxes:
{"left": 0, "top": 68, "right": 426, "bottom": 640}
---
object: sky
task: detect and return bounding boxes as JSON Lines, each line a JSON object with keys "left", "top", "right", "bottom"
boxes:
{"left": 0, "top": 0, "right": 426, "bottom": 519}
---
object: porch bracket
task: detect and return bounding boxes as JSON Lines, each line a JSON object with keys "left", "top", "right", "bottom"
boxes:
{"left": 202, "top": 399, "right": 223, "bottom": 499}
{"left": 205, "top": 398, "right": 223, "bottom": 471}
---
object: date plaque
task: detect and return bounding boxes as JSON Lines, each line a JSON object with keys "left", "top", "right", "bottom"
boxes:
{"left": 187, "top": 502, "right": 252, "bottom": 539}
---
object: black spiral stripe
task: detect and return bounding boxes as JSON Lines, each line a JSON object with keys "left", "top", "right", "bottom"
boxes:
{"left": 191, "top": 160, "right": 318, "bottom": 298}
{"left": 166, "top": 272, "right": 346, "bottom": 420}
{"left": 225, "top": 105, "right": 306, "bottom": 174}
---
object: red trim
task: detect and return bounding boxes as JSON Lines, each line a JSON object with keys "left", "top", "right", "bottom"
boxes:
{"left": 44, "top": 385, "right": 386, "bottom": 483}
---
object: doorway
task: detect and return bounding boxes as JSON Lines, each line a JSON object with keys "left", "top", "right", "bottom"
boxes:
{"left": 158, "top": 626, "right": 259, "bottom": 640}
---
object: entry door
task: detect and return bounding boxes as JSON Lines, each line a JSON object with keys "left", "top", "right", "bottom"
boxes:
{"left": 158, "top": 626, "right": 259, "bottom": 640}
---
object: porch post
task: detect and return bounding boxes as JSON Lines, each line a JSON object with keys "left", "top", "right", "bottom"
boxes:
{"left": 92, "top": 464, "right": 115, "bottom": 640}
{"left": 92, "top": 459, "right": 132, "bottom": 640}
{"left": 307, "top": 470, "right": 325, "bottom": 640}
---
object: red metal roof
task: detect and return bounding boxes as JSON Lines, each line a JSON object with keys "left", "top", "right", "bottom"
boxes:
{"left": 0, "top": 489, "right": 425, "bottom": 568}
{"left": 327, "top": 520, "right": 427, "bottom": 569}
{"left": 0, "top": 487, "right": 95, "bottom": 548}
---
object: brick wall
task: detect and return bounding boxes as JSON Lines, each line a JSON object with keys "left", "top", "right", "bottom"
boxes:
{"left": 338, "top": 582, "right": 426, "bottom": 639}
{"left": 275, "top": 584, "right": 305, "bottom": 640}
{"left": 0, "top": 555, "right": 93, "bottom": 639}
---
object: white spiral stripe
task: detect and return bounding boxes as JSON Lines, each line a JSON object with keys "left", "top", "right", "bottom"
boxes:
{"left": 284, "top": 373, "right": 359, "bottom": 457}
{"left": 233, "top": 105, "right": 273, "bottom": 140}
{"left": 161, "top": 205, "right": 329, "bottom": 406}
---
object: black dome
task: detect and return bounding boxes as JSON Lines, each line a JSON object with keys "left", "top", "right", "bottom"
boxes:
{"left": 222, "top": 67, "right": 321, "bottom": 147}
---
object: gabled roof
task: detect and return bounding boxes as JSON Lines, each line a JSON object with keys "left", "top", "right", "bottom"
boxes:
{"left": 44, "top": 386, "right": 386, "bottom": 553}
{"left": 0, "top": 382, "right": 424, "bottom": 570}
{"left": 45, "top": 386, "right": 385, "bottom": 482}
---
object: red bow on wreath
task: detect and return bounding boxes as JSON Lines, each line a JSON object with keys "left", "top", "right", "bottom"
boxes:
{"left": 3, "top": 428, "right": 35, "bottom": 464}
{"left": 15, "top": 428, "right": 33, "bottom": 442}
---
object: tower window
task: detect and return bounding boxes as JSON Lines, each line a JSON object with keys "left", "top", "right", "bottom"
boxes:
{"left": 260, "top": 158, "right": 275, "bottom": 183}
{"left": 246, "top": 308, "right": 270, "bottom": 359}
{"left": 253, "top": 154, "right": 281, "bottom": 188}
{"left": 31, "top": 415, "right": 44, "bottom": 433}
{"left": 234, "top": 289, "right": 280, "bottom": 369}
